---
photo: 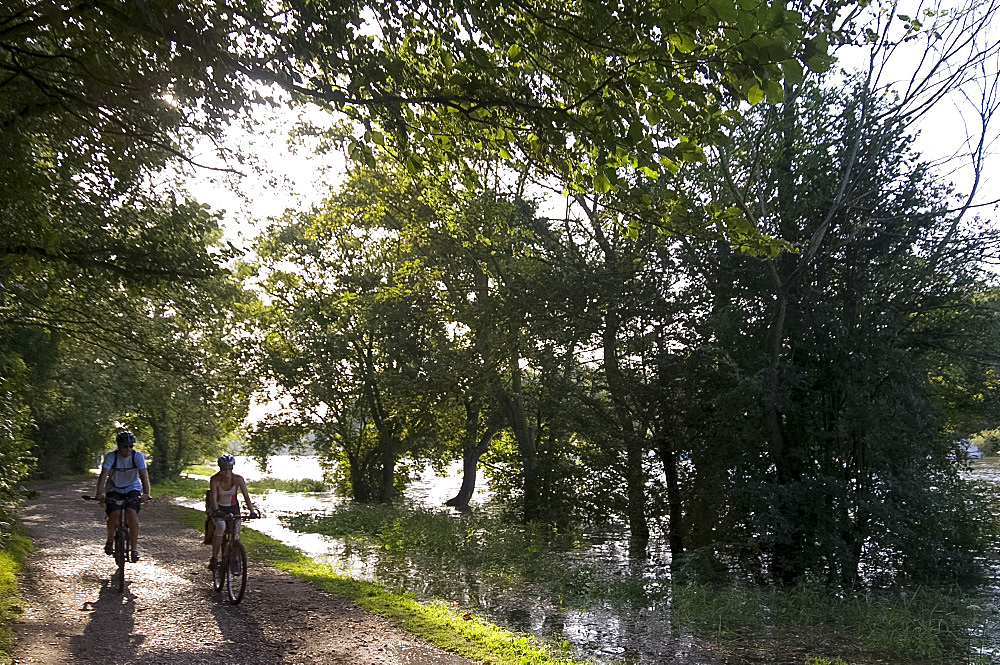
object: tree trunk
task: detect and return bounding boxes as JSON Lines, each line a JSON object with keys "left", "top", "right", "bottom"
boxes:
{"left": 603, "top": 307, "right": 648, "bottom": 556}
{"left": 148, "top": 415, "right": 170, "bottom": 483}
{"left": 583, "top": 202, "right": 649, "bottom": 556}
{"left": 654, "top": 438, "right": 685, "bottom": 558}
{"left": 446, "top": 401, "right": 502, "bottom": 512}
{"left": 378, "top": 426, "right": 396, "bottom": 504}
{"left": 346, "top": 449, "right": 378, "bottom": 503}
{"left": 500, "top": 385, "right": 540, "bottom": 521}
{"left": 496, "top": 321, "right": 541, "bottom": 522}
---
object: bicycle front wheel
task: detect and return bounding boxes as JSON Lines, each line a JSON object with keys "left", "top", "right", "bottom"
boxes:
{"left": 225, "top": 540, "right": 247, "bottom": 604}
{"left": 114, "top": 528, "right": 127, "bottom": 593}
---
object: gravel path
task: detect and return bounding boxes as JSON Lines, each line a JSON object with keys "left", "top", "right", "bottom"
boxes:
{"left": 13, "top": 480, "right": 475, "bottom": 665}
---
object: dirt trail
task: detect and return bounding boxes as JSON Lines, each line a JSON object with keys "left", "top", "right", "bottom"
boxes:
{"left": 13, "top": 480, "right": 475, "bottom": 665}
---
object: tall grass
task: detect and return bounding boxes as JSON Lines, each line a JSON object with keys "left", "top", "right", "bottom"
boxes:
{"left": 670, "top": 582, "right": 988, "bottom": 662}
{"left": 0, "top": 530, "right": 31, "bottom": 664}
{"left": 284, "top": 503, "right": 649, "bottom": 607}
{"left": 292, "top": 503, "right": 988, "bottom": 664}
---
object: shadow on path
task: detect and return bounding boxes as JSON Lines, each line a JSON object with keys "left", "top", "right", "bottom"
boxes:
{"left": 71, "top": 580, "right": 143, "bottom": 664}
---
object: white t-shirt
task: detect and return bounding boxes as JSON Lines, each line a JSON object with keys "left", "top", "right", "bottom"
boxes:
{"left": 102, "top": 450, "right": 146, "bottom": 493}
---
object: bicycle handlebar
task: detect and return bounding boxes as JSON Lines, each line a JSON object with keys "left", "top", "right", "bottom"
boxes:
{"left": 210, "top": 510, "right": 262, "bottom": 520}
{"left": 82, "top": 494, "right": 152, "bottom": 503}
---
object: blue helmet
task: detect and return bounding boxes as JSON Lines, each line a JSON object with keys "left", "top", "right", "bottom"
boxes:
{"left": 116, "top": 431, "right": 136, "bottom": 448}
{"left": 217, "top": 454, "right": 236, "bottom": 468}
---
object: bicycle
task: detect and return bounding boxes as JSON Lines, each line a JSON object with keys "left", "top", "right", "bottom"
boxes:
{"left": 83, "top": 494, "right": 148, "bottom": 592}
{"left": 210, "top": 509, "right": 260, "bottom": 604}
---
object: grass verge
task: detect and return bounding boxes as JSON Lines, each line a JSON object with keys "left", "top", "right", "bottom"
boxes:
{"left": 166, "top": 503, "right": 585, "bottom": 665}
{"left": 169, "top": 474, "right": 328, "bottom": 494}
{"left": 0, "top": 530, "right": 31, "bottom": 665}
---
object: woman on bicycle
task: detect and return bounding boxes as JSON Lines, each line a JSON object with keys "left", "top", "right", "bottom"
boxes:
{"left": 207, "top": 454, "right": 256, "bottom": 570}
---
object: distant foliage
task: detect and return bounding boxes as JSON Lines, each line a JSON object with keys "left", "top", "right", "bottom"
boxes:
{"left": 0, "top": 352, "right": 33, "bottom": 502}
{"left": 971, "top": 429, "right": 1000, "bottom": 457}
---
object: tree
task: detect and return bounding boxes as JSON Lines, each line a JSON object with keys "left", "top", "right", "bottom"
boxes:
{"left": 251, "top": 171, "right": 453, "bottom": 502}
{"left": 679, "top": 77, "right": 1000, "bottom": 586}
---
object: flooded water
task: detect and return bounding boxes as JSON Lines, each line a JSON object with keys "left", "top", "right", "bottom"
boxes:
{"left": 177, "top": 455, "right": 1000, "bottom": 664}
{"left": 965, "top": 461, "right": 1000, "bottom": 663}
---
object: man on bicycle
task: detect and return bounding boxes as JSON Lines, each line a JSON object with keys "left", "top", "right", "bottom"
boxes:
{"left": 95, "top": 430, "right": 150, "bottom": 562}
{"left": 207, "top": 454, "right": 257, "bottom": 570}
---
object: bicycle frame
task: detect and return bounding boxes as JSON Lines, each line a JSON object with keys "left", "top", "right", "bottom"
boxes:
{"left": 109, "top": 497, "right": 131, "bottom": 592}
{"left": 211, "top": 510, "right": 258, "bottom": 604}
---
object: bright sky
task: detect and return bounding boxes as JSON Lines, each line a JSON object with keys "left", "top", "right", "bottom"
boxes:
{"left": 180, "top": 99, "right": 346, "bottom": 249}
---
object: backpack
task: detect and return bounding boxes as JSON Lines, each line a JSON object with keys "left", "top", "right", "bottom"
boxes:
{"left": 110, "top": 449, "right": 138, "bottom": 472}
{"left": 109, "top": 450, "right": 138, "bottom": 486}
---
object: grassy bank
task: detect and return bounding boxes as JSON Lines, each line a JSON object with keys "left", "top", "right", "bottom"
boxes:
{"left": 167, "top": 474, "right": 328, "bottom": 495}
{"left": 0, "top": 530, "right": 31, "bottom": 665}
{"left": 167, "top": 503, "right": 584, "bottom": 665}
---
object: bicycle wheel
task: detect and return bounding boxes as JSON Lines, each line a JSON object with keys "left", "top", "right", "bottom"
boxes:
{"left": 114, "top": 527, "right": 126, "bottom": 593}
{"left": 225, "top": 540, "right": 247, "bottom": 604}
{"left": 212, "top": 542, "right": 226, "bottom": 592}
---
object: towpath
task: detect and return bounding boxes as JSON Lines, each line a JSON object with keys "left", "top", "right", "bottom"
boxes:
{"left": 12, "top": 480, "right": 473, "bottom": 665}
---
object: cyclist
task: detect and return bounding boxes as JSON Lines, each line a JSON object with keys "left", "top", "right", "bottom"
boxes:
{"left": 95, "top": 430, "right": 150, "bottom": 562}
{"left": 207, "top": 454, "right": 257, "bottom": 570}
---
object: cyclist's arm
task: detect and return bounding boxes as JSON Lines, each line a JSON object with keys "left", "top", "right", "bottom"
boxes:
{"left": 237, "top": 476, "right": 254, "bottom": 512}
{"left": 96, "top": 467, "right": 109, "bottom": 503}
{"left": 139, "top": 467, "right": 151, "bottom": 500}
{"left": 207, "top": 476, "right": 219, "bottom": 514}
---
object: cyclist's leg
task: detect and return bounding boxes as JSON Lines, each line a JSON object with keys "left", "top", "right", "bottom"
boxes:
{"left": 104, "top": 491, "right": 122, "bottom": 553}
{"left": 210, "top": 515, "right": 226, "bottom": 566}
{"left": 104, "top": 509, "right": 118, "bottom": 554}
{"left": 105, "top": 510, "right": 118, "bottom": 542}
{"left": 124, "top": 491, "right": 142, "bottom": 561}
{"left": 125, "top": 507, "right": 139, "bottom": 549}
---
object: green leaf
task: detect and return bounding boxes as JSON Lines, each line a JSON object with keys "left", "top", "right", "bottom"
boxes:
{"left": 765, "top": 79, "right": 784, "bottom": 103}
{"left": 593, "top": 172, "right": 611, "bottom": 193}
{"left": 747, "top": 85, "right": 765, "bottom": 106}
{"left": 507, "top": 43, "right": 522, "bottom": 60}
{"left": 781, "top": 59, "right": 803, "bottom": 85}
{"left": 626, "top": 219, "right": 640, "bottom": 239}
{"left": 659, "top": 156, "right": 680, "bottom": 174}
{"left": 668, "top": 33, "right": 697, "bottom": 53}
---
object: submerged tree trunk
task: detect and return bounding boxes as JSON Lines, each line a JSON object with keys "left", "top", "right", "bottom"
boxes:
{"left": 604, "top": 298, "right": 648, "bottom": 556}
{"left": 582, "top": 201, "right": 649, "bottom": 557}
{"left": 497, "top": 316, "right": 541, "bottom": 522}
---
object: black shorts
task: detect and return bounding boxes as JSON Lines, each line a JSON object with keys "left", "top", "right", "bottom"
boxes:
{"left": 105, "top": 490, "right": 141, "bottom": 516}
